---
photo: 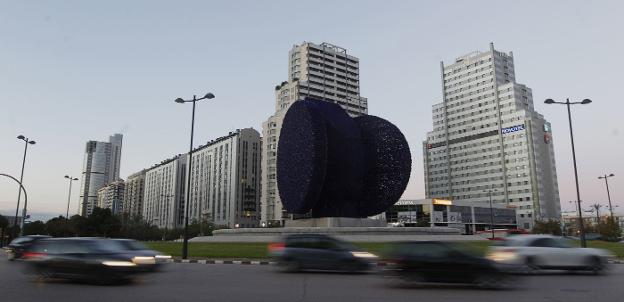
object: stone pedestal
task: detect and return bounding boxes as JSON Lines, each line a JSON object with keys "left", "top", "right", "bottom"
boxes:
{"left": 284, "top": 217, "right": 385, "bottom": 228}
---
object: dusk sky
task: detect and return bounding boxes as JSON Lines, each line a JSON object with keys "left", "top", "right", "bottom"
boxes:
{"left": 1, "top": 0, "right": 622, "bottom": 220}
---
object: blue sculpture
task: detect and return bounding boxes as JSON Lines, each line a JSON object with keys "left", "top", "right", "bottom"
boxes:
{"left": 277, "top": 98, "right": 411, "bottom": 217}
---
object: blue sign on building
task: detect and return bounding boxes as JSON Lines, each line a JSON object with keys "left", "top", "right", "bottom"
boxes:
{"left": 501, "top": 124, "right": 525, "bottom": 134}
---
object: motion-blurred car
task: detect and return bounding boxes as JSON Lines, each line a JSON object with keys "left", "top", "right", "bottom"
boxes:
{"left": 486, "top": 234, "right": 613, "bottom": 273}
{"left": 268, "top": 234, "right": 377, "bottom": 273}
{"left": 4, "top": 235, "right": 51, "bottom": 260}
{"left": 383, "top": 241, "right": 513, "bottom": 289}
{"left": 110, "top": 239, "right": 171, "bottom": 270}
{"left": 21, "top": 238, "right": 157, "bottom": 283}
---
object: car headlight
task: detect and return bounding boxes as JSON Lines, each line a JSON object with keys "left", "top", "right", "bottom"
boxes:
{"left": 350, "top": 251, "right": 378, "bottom": 259}
{"left": 155, "top": 255, "right": 172, "bottom": 259}
{"left": 102, "top": 261, "right": 137, "bottom": 267}
{"left": 486, "top": 250, "right": 518, "bottom": 262}
{"left": 132, "top": 256, "right": 156, "bottom": 264}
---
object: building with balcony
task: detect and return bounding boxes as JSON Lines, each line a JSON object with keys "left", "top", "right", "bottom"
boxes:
{"left": 261, "top": 42, "right": 368, "bottom": 226}
{"left": 423, "top": 44, "right": 561, "bottom": 230}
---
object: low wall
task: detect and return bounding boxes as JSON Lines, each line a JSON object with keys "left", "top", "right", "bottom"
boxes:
{"left": 189, "top": 226, "right": 486, "bottom": 243}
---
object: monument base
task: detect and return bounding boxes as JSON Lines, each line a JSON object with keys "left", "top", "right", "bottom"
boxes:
{"left": 189, "top": 225, "right": 485, "bottom": 243}
{"left": 284, "top": 217, "right": 385, "bottom": 228}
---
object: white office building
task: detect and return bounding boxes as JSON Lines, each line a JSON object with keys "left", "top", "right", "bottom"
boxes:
{"left": 79, "top": 133, "right": 123, "bottom": 216}
{"left": 123, "top": 170, "right": 146, "bottom": 218}
{"left": 261, "top": 42, "right": 368, "bottom": 226}
{"left": 142, "top": 128, "right": 261, "bottom": 229}
{"left": 423, "top": 43, "right": 561, "bottom": 230}
{"left": 142, "top": 155, "right": 187, "bottom": 229}
{"left": 97, "top": 180, "right": 125, "bottom": 215}
{"left": 187, "top": 128, "right": 262, "bottom": 228}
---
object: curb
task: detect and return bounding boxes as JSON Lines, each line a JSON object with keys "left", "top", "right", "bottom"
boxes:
{"left": 169, "top": 258, "right": 624, "bottom": 266}
{"left": 169, "top": 259, "right": 390, "bottom": 266}
{"left": 171, "top": 259, "right": 274, "bottom": 265}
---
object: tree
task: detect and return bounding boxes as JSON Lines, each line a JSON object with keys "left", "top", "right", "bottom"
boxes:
{"left": 45, "top": 216, "right": 72, "bottom": 237}
{"left": 598, "top": 217, "right": 622, "bottom": 242}
{"left": 0, "top": 215, "right": 8, "bottom": 246}
{"left": 24, "top": 220, "right": 46, "bottom": 235}
{"left": 86, "top": 207, "right": 121, "bottom": 237}
{"left": 532, "top": 220, "right": 562, "bottom": 236}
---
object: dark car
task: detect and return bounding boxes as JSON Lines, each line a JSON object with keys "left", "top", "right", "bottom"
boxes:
{"left": 109, "top": 239, "right": 171, "bottom": 271}
{"left": 21, "top": 238, "right": 156, "bottom": 283}
{"left": 4, "top": 235, "right": 51, "bottom": 260}
{"left": 383, "top": 241, "right": 514, "bottom": 289}
{"left": 268, "top": 234, "right": 378, "bottom": 273}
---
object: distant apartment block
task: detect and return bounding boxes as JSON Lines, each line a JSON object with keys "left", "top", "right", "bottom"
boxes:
{"left": 261, "top": 42, "right": 368, "bottom": 227}
{"left": 142, "top": 155, "right": 187, "bottom": 229}
{"left": 123, "top": 170, "right": 146, "bottom": 218}
{"left": 79, "top": 133, "right": 123, "bottom": 216}
{"left": 97, "top": 180, "right": 125, "bottom": 215}
{"left": 423, "top": 44, "right": 560, "bottom": 229}
{"left": 188, "top": 128, "right": 262, "bottom": 228}
{"left": 142, "top": 128, "right": 262, "bottom": 229}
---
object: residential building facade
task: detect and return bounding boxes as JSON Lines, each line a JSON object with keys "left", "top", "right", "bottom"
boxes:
{"left": 141, "top": 128, "right": 262, "bottom": 229}
{"left": 96, "top": 180, "right": 125, "bottom": 215}
{"left": 423, "top": 43, "right": 561, "bottom": 230}
{"left": 261, "top": 42, "right": 368, "bottom": 226}
{"left": 142, "top": 155, "right": 187, "bottom": 229}
{"left": 79, "top": 133, "right": 123, "bottom": 216}
{"left": 123, "top": 170, "right": 146, "bottom": 218}
{"left": 187, "top": 128, "right": 262, "bottom": 228}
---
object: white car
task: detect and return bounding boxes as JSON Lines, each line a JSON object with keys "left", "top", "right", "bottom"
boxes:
{"left": 486, "top": 234, "right": 613, "bottom": 273}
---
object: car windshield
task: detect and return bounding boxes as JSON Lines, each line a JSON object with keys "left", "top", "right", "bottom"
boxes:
{"left": 113, "top": 240, "right": 148, "bottom": 251}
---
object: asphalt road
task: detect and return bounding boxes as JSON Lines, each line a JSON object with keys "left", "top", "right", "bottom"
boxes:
{"left": 2, "top": 254, "right": 624, "bottom": 302}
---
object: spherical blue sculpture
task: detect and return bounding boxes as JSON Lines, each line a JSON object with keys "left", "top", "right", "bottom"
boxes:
{"left": 277, "top": 98, "right": 411, "bottom": 217}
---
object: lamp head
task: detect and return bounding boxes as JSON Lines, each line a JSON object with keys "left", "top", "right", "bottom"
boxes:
{"left": 73, "top": 177, "right": 78, "bottom": 180}
{"left": 609, "top": 173, "right": 615, "bottom": 177}
{"left": 581, "top": 99, "right": 592, "bottom": 104}
{"left": 17, "top": 135, "right": 25, "bottom": 140}
{"left": 204, "top": 92, "right": 215, "bottom": 99}
{"left": 65, "top": 175, "right": 70, "bottom": 179}
{"left": 28, "top": 140, "right": 36, "bottom": 145}
{"left": 544, "top": 99, "right": 555, "bottom": 104}
{"left": 174, "top": 98, "right": 185, "bottom": 103}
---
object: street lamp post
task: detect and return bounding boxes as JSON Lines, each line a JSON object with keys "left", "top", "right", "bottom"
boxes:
{"left": 175, "top": 92, "right": 215, "bottom": 259}
{"left": 64, "top": 175, "right": 79, "bottom": 220}
{"left": 544, "top": 98, "right": 591, "bottom": 248}
{"left": 14, "top": 135, "right": 36, "bottom": 236}
{"left": 484, "top": 189, "right": 497, "bottom": 240}
{"left": 598, "top": 174, "right": 615, "bottom": 219}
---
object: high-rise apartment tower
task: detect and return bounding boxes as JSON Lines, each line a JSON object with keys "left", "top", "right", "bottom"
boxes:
{"left": 423, "top": 44, "right": 560, "bottom": 230}
{"left": 79, "top": 133, "right": 123, "bottom": 216}
{"left": 260, "top": 42, "right": 368, "bottom": 226}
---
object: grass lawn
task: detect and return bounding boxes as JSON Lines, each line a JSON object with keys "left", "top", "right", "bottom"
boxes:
{"left": 144, "top": 240, "right": 624, "bottom": 260}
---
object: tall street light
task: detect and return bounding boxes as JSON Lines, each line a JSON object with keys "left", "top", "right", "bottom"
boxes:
{"left": 64, "top": 175, "right": 79, "bottom": 220}
{"left": 598, "top": 173, "right": 615, "bottom": 219}
{"left": 544, "top": 98, "right": 591, "bottom": 248}
{"left": 14, "top": 135, "right": 36, "bottom": 235}
{"left": 175, "top": 92, "right": 215, "bottom": 259}
{"left": 484, "top": 189, "right": 498, "bottom": 240}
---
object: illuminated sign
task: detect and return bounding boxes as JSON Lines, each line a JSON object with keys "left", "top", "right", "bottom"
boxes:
{"left": 501, "top": 124, "right": 525, "bottom": 134}
{"left": 432, "top": 198, "right": 452, "bottom": 205}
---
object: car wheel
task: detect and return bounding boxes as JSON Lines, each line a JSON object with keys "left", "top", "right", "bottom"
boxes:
{"left": 475, "top": 274, "right": 501, "bottom": 289}
{"left": 343, "top": 260, "right": 367, "bottom": 273}
{"left": 386, "top": 272, "right": 425, "bottom": 288}
{"left": 523, "top": 257, "right": 539, "bottom": 274}
{"left": 587, "top": 257, "right": 604, "bottom": 274}
{"left": 279, "top": 259, "right": 301, "bottom": 273}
